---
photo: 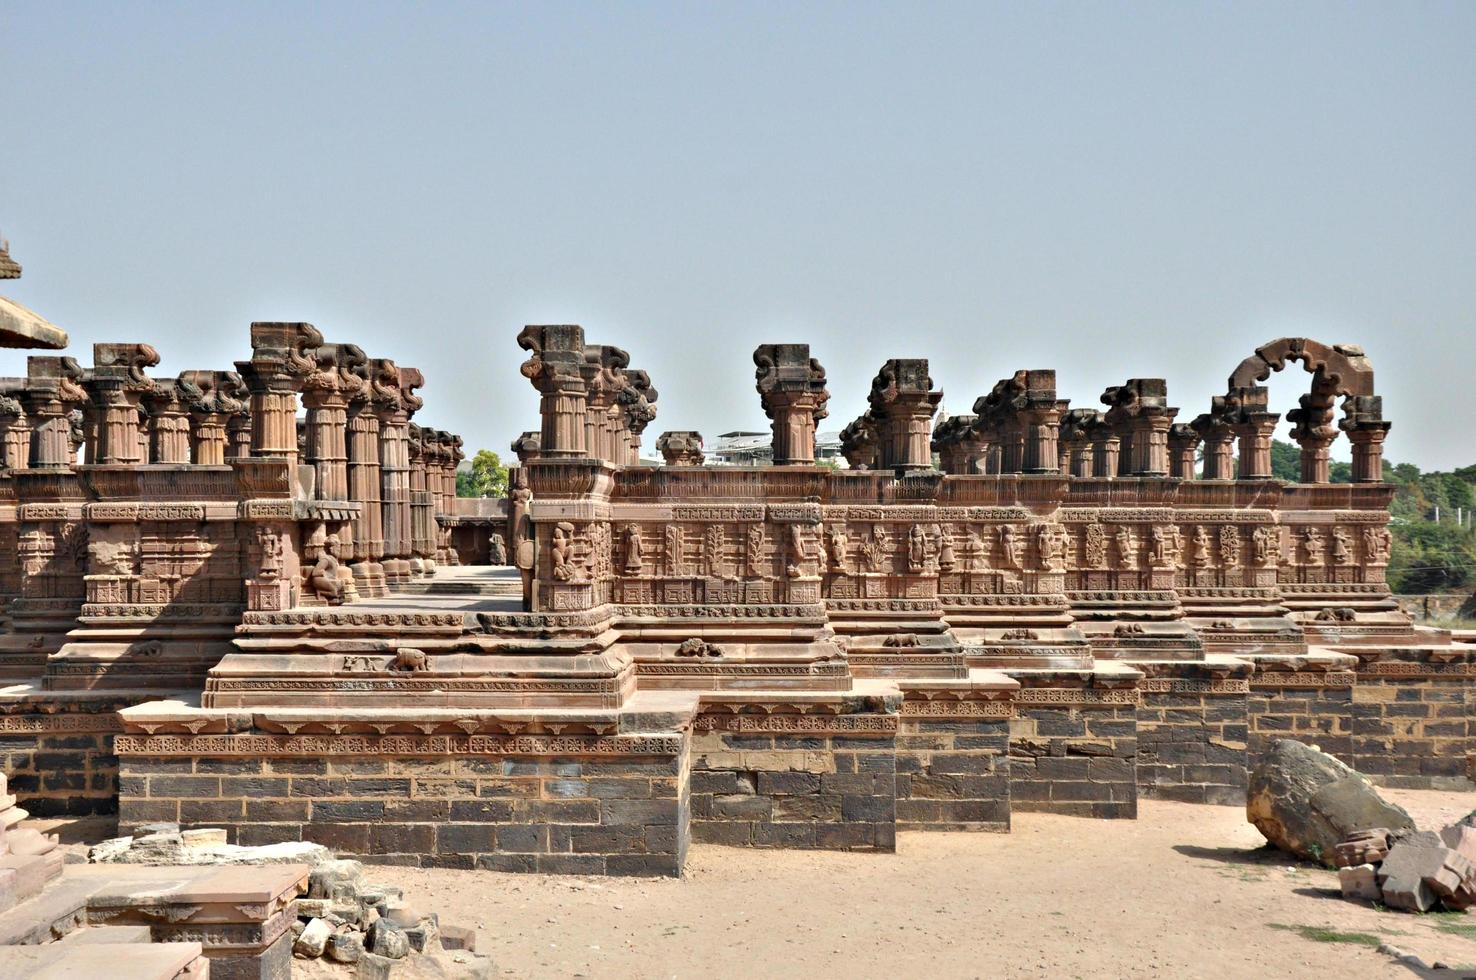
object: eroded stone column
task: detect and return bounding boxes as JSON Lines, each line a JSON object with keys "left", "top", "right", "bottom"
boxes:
{"left": 23, "top": 357, "right": 88, "bottom": 467}
{"left": 868, "top": 359, "right": 942, "bottom": 471}
{"left": 518, "top": 324, "right": 589, "bottom": 458}
{"left": 180, "top": 370, "right": 245, "bottom": 466}
{"left": 1343, "top": 396, "right": 1390, "bottom": 483}
{"left": 754, "top": 344, "right": 829, "bottom": 465}
{"left": 237, "top": 322, "right": 323, "bottom": 470}
{"left": 1167, "top": 423, "right": 1200, "bottom": 481}
{"left": 143, "top": 380, "right": 191, "bottom": 464}
{"left": 84, "top": 343, "right": 160, "bottom": 464}
{"left": 346, "top": 377, "right": 385, "bottom": 596}
{"left": 1191, "top": 414, "right": 1236, "bottom": 480}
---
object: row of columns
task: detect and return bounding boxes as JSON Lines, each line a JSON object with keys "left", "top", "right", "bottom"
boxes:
{"left": 517, "top": 324, "right": 658, "bottom": 464}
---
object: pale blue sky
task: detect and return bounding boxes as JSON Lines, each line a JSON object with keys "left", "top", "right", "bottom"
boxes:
{"left": 3, "top": 2, "right": 1473, "bottom": 467}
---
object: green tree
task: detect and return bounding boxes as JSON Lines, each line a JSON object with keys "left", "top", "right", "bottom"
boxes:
{"left": 1269, "top": 440, "right": 1301, "bottom": 481}
{"left": 455, "top": 449, "right": 509, "bottom": 498}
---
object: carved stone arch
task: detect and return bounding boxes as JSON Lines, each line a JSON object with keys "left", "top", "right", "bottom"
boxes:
{"left": 1223, "top": 338, "right": 1385, "bottom": 484}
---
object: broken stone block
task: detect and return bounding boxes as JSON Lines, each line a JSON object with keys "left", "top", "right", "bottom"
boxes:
{"left": 1441, "top": 824, "right": 1476, "bottom": 866}
{"left": 382, "top": 901, "right": 426, "bottom": 929}
{"left": 126, "top": 832, "right": 184, "bottom": 864}
{"left": 180, "top": 828, "right": 228, "bottom": 849}
{"left": 368, "top": 920, "right": 410, "bottom": 959}
{"left": 1247, "top": 740, "right": 1415, "bottom": 867}
{"left": 308, "top": 859, "right": 364, "bottom": 901}
{"left": 327, "top": 931, "right": 364, "bottom": 964}
{"left": 440, "top": 924, "right": 477, "bottom": 953}
{"left": 293, "top": 917, "right": 331, "bottom": 958}
{"left": 134, "top": 822, "right": 180, "bottom": 836}
{"left": 358, "top": 952, "right": 398, "bottom": 980}
{"left": 1339, "top": 864, "right": 1381, "bottom": 902}
{"left": 296, "top": 898, "right": 334, "bottom": 919}
{"left": 1334, "top": 828, "right": 1393, "bottom": 868}
{"left": 405, "top": 916, "right": 441, "bottom": 953}
{"left": 1379, "top": 832, "right": 1451, "bottom": 912}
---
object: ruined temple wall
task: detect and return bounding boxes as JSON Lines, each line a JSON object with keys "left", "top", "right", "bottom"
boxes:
{"left": 895, "top": 701, "right": 1012, "bottom": 832}
{"left": 1135, "top": 665, "right": 1250, "bottom": 806}
{"left": 1348, "top": 647, "right": 1476, "bottom": 789}
{"left": 1006, "top": 673, "right": 1140, "bottom": 819}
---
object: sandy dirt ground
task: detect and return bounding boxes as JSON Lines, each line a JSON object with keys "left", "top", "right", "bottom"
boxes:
{"left": 374, "top": 789, "right": 1476, "bottom": 980}
{"left": 38, "top": 788, "right": 1476, "bottom": 978}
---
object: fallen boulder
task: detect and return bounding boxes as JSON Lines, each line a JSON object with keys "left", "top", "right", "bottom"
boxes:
{"left": 1246, "top": 739, "right": 1414, "bottom": 867}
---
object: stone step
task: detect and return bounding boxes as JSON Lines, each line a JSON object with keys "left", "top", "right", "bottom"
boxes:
{"left": 58, "top": 923, "right": 155, "bottom": 944}
{"left": 0, "top": 940, "right": 206, "bottom": 979}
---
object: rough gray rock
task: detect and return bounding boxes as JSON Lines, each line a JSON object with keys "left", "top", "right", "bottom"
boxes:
{"left": 369, "top": 920, "right": 410, "bottom": 959}
{"left": 308, "top": 859, "right": 365, "bottom": 901}
{"left": 293, "top": 917, "right": 331, "bottom": 958}
{"left": 1246, "top": 739, "right": 1414, "bottom": 866}
{"left": 327, "top": 931, "right": 364, "bottom": 964}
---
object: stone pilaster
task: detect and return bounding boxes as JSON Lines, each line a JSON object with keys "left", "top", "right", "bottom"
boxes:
{"left": 84, "top": 343, "right": 160, "bottom": 464}
{"left": 236, "top": 322, "right": 323, "bottom": 471}
{"left": 519, "top": 324, "right": 590, "bottom": 458}
{"left": 867, "top": 359, "right": 942, "bottom": 471}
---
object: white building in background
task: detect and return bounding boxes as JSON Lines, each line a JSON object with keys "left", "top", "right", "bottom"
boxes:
{"left": 706, "top": 431, "right": 846, "bottom": 467}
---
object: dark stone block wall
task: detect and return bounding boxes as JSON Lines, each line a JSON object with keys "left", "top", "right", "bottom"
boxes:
{"left": 0, "top": 693, "right": 143, "bottom": 816}
{"left": 1136, "top": 664, "right": 1251, "bottom": 806}
{"left": 1350, "top": 647, "right": 1476, "bottom": 790}
{"left": 119, "top": 733, "right": 692, "bottom": 877}
{"left": 1247, "top": 665, "right": 1356, "bottom": 766}
{"left": 688, "top": 720, "right": 897, "bottom": 851}
{"left": 1008, "top": 674, "right": 1140, "bottom": 819}
{"left": 895, "top": 704, "right": 1011, "bottom": 832}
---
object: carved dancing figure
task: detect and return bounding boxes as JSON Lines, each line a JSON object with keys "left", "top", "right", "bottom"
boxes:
{"left": 1301, "top": 527, "right": 1325, "bottom": 566}
{"left": 1251, "top": 525, "right": 1276, "bottom": 566}
{"left": 1363, "top": 525, "right": 1391, "bottom": 564}
{"left": 827, "top": 523, "right": 850, "bottom": 574}
{"left": 1150, "top": 525, "right": 1170, "bottom": 567}
{"left": 1331, "top": 526, "right": 1352, "bottom": 565}
{"left": 787, "top": 523, "right": 811, "bottom": 578}
{"left": 999, "top": 524, "right": 1022, "bottom": 569}
{"left": 962, "top": 529, "right": 985, "bottom": 573}
{"left": 937, "top": 526, "right": 956, "bottom": 572}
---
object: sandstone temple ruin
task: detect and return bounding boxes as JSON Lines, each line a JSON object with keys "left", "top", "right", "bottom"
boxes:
{"left": 0, "top": 271, "right": 1469, "bottom": 878}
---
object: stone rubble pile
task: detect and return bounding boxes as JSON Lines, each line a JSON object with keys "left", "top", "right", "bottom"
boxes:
{"left": 290, "top": 858, "right": 492, "bottom": 978}
{"left": 88, "top": 823, "right": 333, "bottom": 866}
{"left": 1335, "top": 815, "right": 1476, "bottom": 912}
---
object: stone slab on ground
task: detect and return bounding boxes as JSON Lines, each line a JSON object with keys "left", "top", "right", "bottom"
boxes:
{"left": 0, "top": 940, "right": 206, "bottom": 979}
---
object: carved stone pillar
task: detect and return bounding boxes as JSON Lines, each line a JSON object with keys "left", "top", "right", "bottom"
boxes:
{"left": 1102, "top": 379, "right": 1175, "bottom": 477}
{"left": 0, "top": 395, "right": 28, "bottom": 470}
{"left": 303, "top": 345, "right": 364, "bottom": 502}
{"left": 932, "top": 414, "right": 984, "bottom": 474}
{"left": 867, "top": 359, "right": 941, "bottom": 471}
{"left": 1288, "top": 380, "right": 1339, "bottom": 484}
{"left": 1191, "top": 415, "right": 1236, "bottom": 480}
{"left": 180, "top": 370, "right": 245, "bottom": 466}
{"left": 346, "top": 385, "right": 384, "bottom": 596}
{"left": 84, "top": 343, "right": 160, "bottom": 464}
{"left": 237, "top": 322, "right": 323, "bottom": 469}
{"left": 1088, "top": 421, "right": 1120, "bottom": 479}
{"left": 226, "top": 408, "right": 252, "bottom": 460}
{"left": 143, "top": 380, "right": 191, "bottom": 464}
{"left": 407, "top": 425, "right": 434, "bottom": 576}
{"left": 1060, "top": 409, "right": 1099, "bottom": 479}
{"left": 581, "top": 344, "right": 629, "bottom": 463}
{"left": 1020, "top": 404, "right": 1066, "bottom": 474}
{"left": 371, "top": 361, "right": 412, "bottom": 587}
{"left": 1167, "top": 423, "right": 1200, "bottom": 481}
{"left": 1234, "top": 412, "right": 1279, "bottom": 480}
{"left": 1343, "top": 396, "right": 1390, "bottom": 484}
{"left": 518, "top": 324, "right": 589, "bottom": 458}
{"left": 23, "top": 357, "right": 88, "bottom": 467}
{"left": 754, "top": 344, "right": 829, "bottom": 465}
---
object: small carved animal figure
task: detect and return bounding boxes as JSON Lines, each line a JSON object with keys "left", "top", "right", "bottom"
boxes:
{"left": 390, "top": 647, "right": 429, "bottom": 672}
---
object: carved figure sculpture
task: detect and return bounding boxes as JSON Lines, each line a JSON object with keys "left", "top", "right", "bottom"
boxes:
{"left": 827, "top": 523, "right": 850, "bottom": 574}
{"left": 1302, "top": 527, "right": 1325, "bottom": 566}
{"left": 1331, "top": 527, "right": 1352, "bottom": 565}
{"left": 1192, "top": 525, "right": 1213, "bottom": 568}
{"left": 391, "top": 647, "right": 429, "bottom": 671}
{"left": 937, "top": 527, "right": 957, "bottom": 572}
{"left": 256, "top": 526, "right": 282, "bottom": 581}
{"left": 304, "top": 537, "right": 345, "bottom": 605}
{"left": 1363, "top": 525, "right": 1391, "bottom": 564}
{"left": 787, "top": 523, "right": 811, "bottom": 578}
{"left": 1150, "top": 525, "right": 1171, "bottom": 567}
{"left": 907, "top": 524, "right": 927, "bottom": 572}
{"left": 1113, "top": 525, "right": 1135, "bottom": 568}
{"left": 1000, "top": 524, "right": 1022, "bottom": 569}
{"left": 509, "top": 469, "right": 534, "bottom": 610}
{"left": 623, "top": 524, "right": 644, "bottom": 574}
{"left": 962, "top": 529, "right": 985, "bottom": 572}
{"left": 551, "top": 522, "right": 576, "bottom": 581}
{"left": 488, "top": 532, "right": 508, "bottom": 566}
{"left": 1251, "top": 525, "right": 1276, "bottom": 566}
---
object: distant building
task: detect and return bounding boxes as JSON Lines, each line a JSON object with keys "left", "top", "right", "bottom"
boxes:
{"left": 707, "top": 430, "right": 845, "bottom": 467}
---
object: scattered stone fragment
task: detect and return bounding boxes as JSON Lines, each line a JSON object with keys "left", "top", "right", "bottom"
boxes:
{"left": 308, "top": 858, "right": 365, "bottom": 901}
{"left": 293, "top": 917, "right": 331, "bottom": 958}
{"left": 85, "top": 837, "right": 133, "bottom": 864}
{"left": 1338, "top": 864, "right": 1381, "bottom": 902}
{"left": 327, "top": 930, "right": 364, "bottom": 964}
{"left": 440, "top": 924, "right": 477, "bottom": 952}
{"left": 1333, "top": 828, "right": 1393, "bottom": 868}
{"left": 1441, "top": 824, "right": 1476, "bottom": 866}
{"left": 405, "top": 916, "right": 441, "bottom": 953}
{"left": 181, "top": 828, "right": 228, "bottom": 848}
{"left": 1378, "top": 832, "right": 1450, "bottom": 912}
{"left": 1246, "top": 739, "right": 1414, "bottom": 867}
{"left": 368, "top": 919, "right": 410, "bottom": 959}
